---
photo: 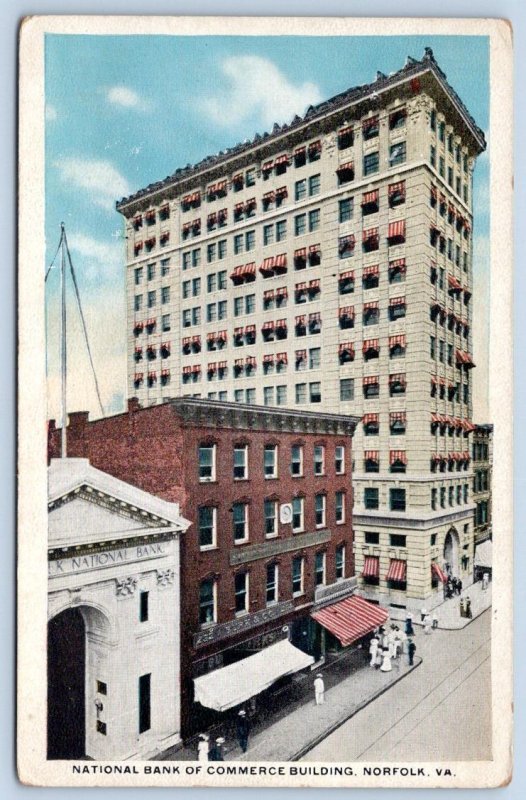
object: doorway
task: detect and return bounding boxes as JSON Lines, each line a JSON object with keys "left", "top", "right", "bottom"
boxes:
{"left": 47, "top": 607, "right": 86, "bottom": 759}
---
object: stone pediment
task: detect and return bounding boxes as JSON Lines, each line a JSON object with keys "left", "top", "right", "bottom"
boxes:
{"left": 49, "top": 491, "right": 171, "bottom": 550}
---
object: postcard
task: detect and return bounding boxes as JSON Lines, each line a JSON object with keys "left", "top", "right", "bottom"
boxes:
{"left": 18, "top": 14, "right": 513, "bottom": 788}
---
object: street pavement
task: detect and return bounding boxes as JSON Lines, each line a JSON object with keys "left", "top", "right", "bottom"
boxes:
{"left": 304, "top": 608, "right": 492, "bottom": 762}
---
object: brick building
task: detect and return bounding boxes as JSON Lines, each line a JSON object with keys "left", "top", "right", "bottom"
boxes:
{"left": 115, "top": 47, "right": 486, "bottom": 612}
{"left": 472, "top": 423, "right": 493, "bottom": 580}
{"left": 49, "top": 398, "right": 361, "bottom": 734}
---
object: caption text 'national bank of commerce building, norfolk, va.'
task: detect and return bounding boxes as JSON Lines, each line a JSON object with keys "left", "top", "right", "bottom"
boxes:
{"left": 116, "top": 48, "right": 486, "bottom": 614}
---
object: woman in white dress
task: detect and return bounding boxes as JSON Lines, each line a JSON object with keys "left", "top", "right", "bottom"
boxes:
{"left": 197, "top": 733, "right": 210, "bottom": 761}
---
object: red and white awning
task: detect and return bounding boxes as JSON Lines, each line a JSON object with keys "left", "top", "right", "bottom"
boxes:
{"left": 312, "top": 595, "right": 388, "bottom": 647}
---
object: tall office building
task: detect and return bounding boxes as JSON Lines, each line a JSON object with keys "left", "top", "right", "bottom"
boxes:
{"left": 116, "top": 48, "right": 486, "bottom": 612}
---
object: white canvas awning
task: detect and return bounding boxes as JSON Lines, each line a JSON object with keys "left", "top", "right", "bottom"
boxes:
{"left": 193, "top": 639, "right": 314, "bottom": 712}
{"left": 474, "top": 540, "right": 493, "bottom": 568}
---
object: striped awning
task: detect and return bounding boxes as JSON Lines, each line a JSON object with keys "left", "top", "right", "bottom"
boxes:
{"left": 362, "top": 556, "right": 379, "bottom": 578}
{"left": 386, "top": 559, "right": 407, "bottom": 582}
{"left": 431, "top": 563, "right": 447, "bottom": 583}
{"left": 388, "top": 220, "right": 406, "bottom": 239}
{"left": 311, "top": 595, "right": 388, "bottom": 647}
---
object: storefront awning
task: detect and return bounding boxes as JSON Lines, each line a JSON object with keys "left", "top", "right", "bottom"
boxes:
{"left": 431, "top": 562, "right": 448, "bottom": 583}
{"left": 474, "top": 540, "right": 492, "bottom": 569}
{"left": 312, "top": 595, "right": 388, "bottom": 647}
{"left": 193, "top": 639, "right": 314, "bottom": 712}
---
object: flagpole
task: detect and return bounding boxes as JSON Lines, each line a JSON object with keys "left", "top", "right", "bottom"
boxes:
{"left": 60, "top": 222, "right": 67, "bottom": 458}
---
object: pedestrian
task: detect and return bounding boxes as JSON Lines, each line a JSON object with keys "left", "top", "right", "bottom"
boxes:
{"left": 460, "top": 597, "right": 465, "bottom": 618}
{"left": 387, "top": 628, "right": 396, "bottom": 658}
{"left": 408, "top": 638, "right": 417, "bottom": 666}
{"left": 451, "top": 577, "right": 458, "bottom": 595}
{"left": 374, "top": 648, "right": 383, "bottom": 669}
{"left": 482, "top": 572, "right": 489, "bottom": 591}
{"left": 423, "top": 614, "right": 432, "bottom": 635}
{"left": 209, "top": 737, "right": 225, "bottom": 761}
{"left": 398, "top": 628, "right": 407, "bottom": 655}
{"left": 420, "top": 606, "right": 427, "bottom": 623}
{"left": 197, "top": 733, "right": 209, "bottom": 762}
{"left": 405, "top": 613, "right": 414, "bottom": 637}
{"left": 432, "top": 611, "right": 438, "bottom": 630}
{"left": 369, "top": 636, "right": 379, "bottom": 667}
{"left": 314, "top": 673, "right": 325, "bottom": 705}
{"left": 236, "top": 709, "right": 250, "bottom": 754}
{"left": 393, "top": 631, "right": 402, "bottom": 659}
{"left": 380, "top": 648, "right": 392, "bottom": 672}
{"left": 457, "top": 578, "right": 463, "bottom": 596}
{"left": 466, "top": 596, "right": 472, "bottom": 619}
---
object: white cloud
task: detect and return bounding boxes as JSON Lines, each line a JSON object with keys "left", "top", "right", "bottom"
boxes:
{"left": 46, "top": 103, "right": 57, "bottom": 122}
{"left": 67, "top": 232, "right": 123, "bottom": 282}
{"left": 201, "top": 56, "right": 323, "bottom": 130}
{"left": 54, "top": 157, "right": 131, "bottom": 211}
{"left": 106, "top": 85, "right": 151, "bottom": 112}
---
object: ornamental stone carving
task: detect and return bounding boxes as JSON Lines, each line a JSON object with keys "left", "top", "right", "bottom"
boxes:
{"left": 115, "top": 576, "right": 138, "bottom": 598}
{"left": 156, "top": 568, "right": 175, "bottom": 587}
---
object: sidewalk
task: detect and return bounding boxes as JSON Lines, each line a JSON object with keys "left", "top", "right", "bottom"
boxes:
{"left": 388, "top": 580, "right": 492, "bottom": 630}
{"left": 157, "top": 645, "right": 421, "bottom": 762}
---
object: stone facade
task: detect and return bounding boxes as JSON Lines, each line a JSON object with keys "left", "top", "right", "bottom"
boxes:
{"left": 472, "top": 424, "right": 493, "bottom": 545}
{"left": 116, "top": 50, "right": 485, "bottom": 614}
{"left": 47, "top": 458, "right": 189, "bottom": 760}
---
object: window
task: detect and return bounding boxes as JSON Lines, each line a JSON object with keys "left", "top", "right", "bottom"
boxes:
{"left": 246, "top": 231, "right": 256, "bottom": 251}
{"left": 233, "top": 445, "right": 248, "bottom": 480}
{"left": 335, "top": 445, "right": 345, "bottom": 474}
{"left": 308, "top": 347, "right": 321, "bottom": 370}
{"left": 134, "top": 295, "right": 142, "bottom": 312}
{"left": 309, "top": 174, "right": 321, "bottom": 196}
{"left": 364, "top": 488, "right": 379, "bottom": 510}
{"left": 340, "top": 378, "right": 354, "bottom": 401}
{"left": 431, "top": 533, "right": 437, "bottom": 545}
{"left": 314, "top": 445, "right": 325, "bottom": 475}
{"left": 339, "top": 198, "right": 353, "bottom": 223}
{"left": 294, "top": 214, "right": 306, "bottom": 236}
{"left": 335, "top": 545, "right": 345, "bottom": 579}
{"left": 310, "top": 382, "right": 321, "bottom": 403}
{"left": 390, "top": 534, "right": 406, "bottom": 547}
{"left": 389, "top": 142, "right": 406, "bottom": 167}
{"left": 291, "top": 445, "right": 303, "bottom": 476}
{"left": 207, "top": 243, "right": 216, "bottom": 263}
{"left": 235, "top": 572, "right": 249, "bottom": 614}
{"left": 263, "top": 224, "right": 274, "bottom": 246}
{"left": 138, "top": 674, "right": 151, "bottom": 734}
{"left": 161, "top": 286, "right": 170, "bottom": 304}
{"left": 276, "top": 220, "right": 287, "bottom": 242}
{"left": 389, "top": 108, "right": 406, "bottom": 129}
{"left": 292, "top": 556, "right": 304, "bottom": 596}
{"left": 363, "top": 151, "right": 379, "bottom": 176}
{"left": 198, "top": 444, "right": 215, "bottom": 481}
{"left": 292, "top": 496, "right": 304, "bottom": 531}
{"left": 139, "top": 591, "right": 149, "bottom": 623}
{"left": 198, "top": 506, "right": 216, "bottom": 549}
{"left": 430, "top": 109, "right": 436, "bottom": 130}
{"left": 315, "top": 551, "right": 326, "bottom": 585}
{"left": 264, "top": 445, "right": 278, "bottom": 478}
{"left": 390, "top": 488, "right": 406, "bottom": 511}
{"left": 336, "top": 491, "right": 345, "bottom": 523}
{"left": 430, "top": 145, "right": 436, "bottom": 168}
{"left": 134, "top": 267, "right": 143, "bottom": 285}
{"left": 266, "top": 563, "right": 278, "bottom": 605}
{"left": 218, "top": 240, "right": 227, "bottom": 259}
{"left": 246, "top": 168, "right": 256, "bottom": 187}
{"left": 365, "top": 531, "right": 380, "bottom": 544}
{"left": 207, "top": 273, "right": 217, "bottom": 293}
{"left": 295, "top": 383, "right": 306, "bottom": 405}
{"left": 438, "top": 121, "right": 445, "bottom": 142}
{"left": 263, "top": 386, "right": 274, "bottom": 406}
{"left": 232, "top": 502, "right": 249, "bottom": 543}
{"left": 439, "top": 156, "right": 445, "bottom": 178}
{"left": 199, "top": 579, "right": 216, "bottom": 625}
{"left": 147, "top": 263, "right": 156, "bottom": 281}
{"left": 147, "top": 290, "right": 156, "bottom": 308}
{"left": 264, "top": 499, "right": 278, "bottom": 537}
{"left": 309, "top": 209, "right": 320, "bottom": 232}
{"left": 276, "top": 385, "right": 287, "bottom": 405}
{"left": 295, "top": 179, "right": 307, "bottom": 201}
{"left": 161, "top": 314, "right": 171, "bottom": 332}
{"left": 234, "top": 233, "right": 244, "bottom": 255}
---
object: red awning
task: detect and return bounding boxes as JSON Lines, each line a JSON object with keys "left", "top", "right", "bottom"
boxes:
{"left": 275, "top": 154, "right": 290, "bottom": 166}
{"left": 386, "top": 560, "right": 407, "bottom": 582}
{"left": 340, "top": 270, "right": 355, "bottom": 281}
{"left": 390, "top": 450, "right": 407, "bottom": 465}
{"left": 448, "top": 275, "right": 462, "bottom": 291}
{"left": 362, "top": 190, "right": 379, "bottom": 205}
{"left": 364, "top": 264, "right": 379, "bottom": 277}
{"left": 336, "top": 161, "right": 354, "bottom": 174}
{"left": 388, "top": 220, "right": 406, "bottom": 239}
{"left": 432, "top": 563, "right": 447, "bottom": 583}
{"left": 362, "top": 557, "right": 379, "bottom": 579}
{"left": 312, "top": 595, "right": 388, "bottom": 647}
{"left": 389, "top": 181, "right": 406, "bottom": 197}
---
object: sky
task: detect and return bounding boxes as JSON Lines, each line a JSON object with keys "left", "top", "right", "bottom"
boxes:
{"left": 44, "top": 34, "right": 490, "bottom": 422}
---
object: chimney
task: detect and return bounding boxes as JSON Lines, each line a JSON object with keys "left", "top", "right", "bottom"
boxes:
{"left": 128, "top": 397, "right": 141, "bottom": 413}
{"left": 69, "top": 411, "right": 89, "bottom": 428}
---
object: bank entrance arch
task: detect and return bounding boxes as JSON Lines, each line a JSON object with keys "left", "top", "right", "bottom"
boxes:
{"left": 443, "top": 527, "right": 460, "bottom": 578}
{"left": 47, "top": 603, "right": 111, "bottom": 760}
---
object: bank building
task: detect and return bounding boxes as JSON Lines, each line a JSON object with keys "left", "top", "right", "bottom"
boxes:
{"left": 115, "top": 48, "right": 486, "bottom": 614}
{"left": 47, "top": 457, "right": 190, "bottom": 760}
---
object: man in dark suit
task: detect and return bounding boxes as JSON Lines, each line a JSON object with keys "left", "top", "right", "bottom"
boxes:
{"left": 236, "top": 709, "right": 250, "bottom": 753}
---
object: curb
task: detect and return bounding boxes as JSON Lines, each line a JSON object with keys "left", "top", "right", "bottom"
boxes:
{"left": 291, "top": 656, "right": 423, "bottom": 761}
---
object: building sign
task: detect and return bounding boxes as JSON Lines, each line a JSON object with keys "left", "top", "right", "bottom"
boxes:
{"left": 229, "top": 529, "right": 331, "bottom": 566}
{"left": 48, "top": 542, "right": 167, "bottom": 577}
{"left": 194, "top": 600, "right": 295, "bottom": 648}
